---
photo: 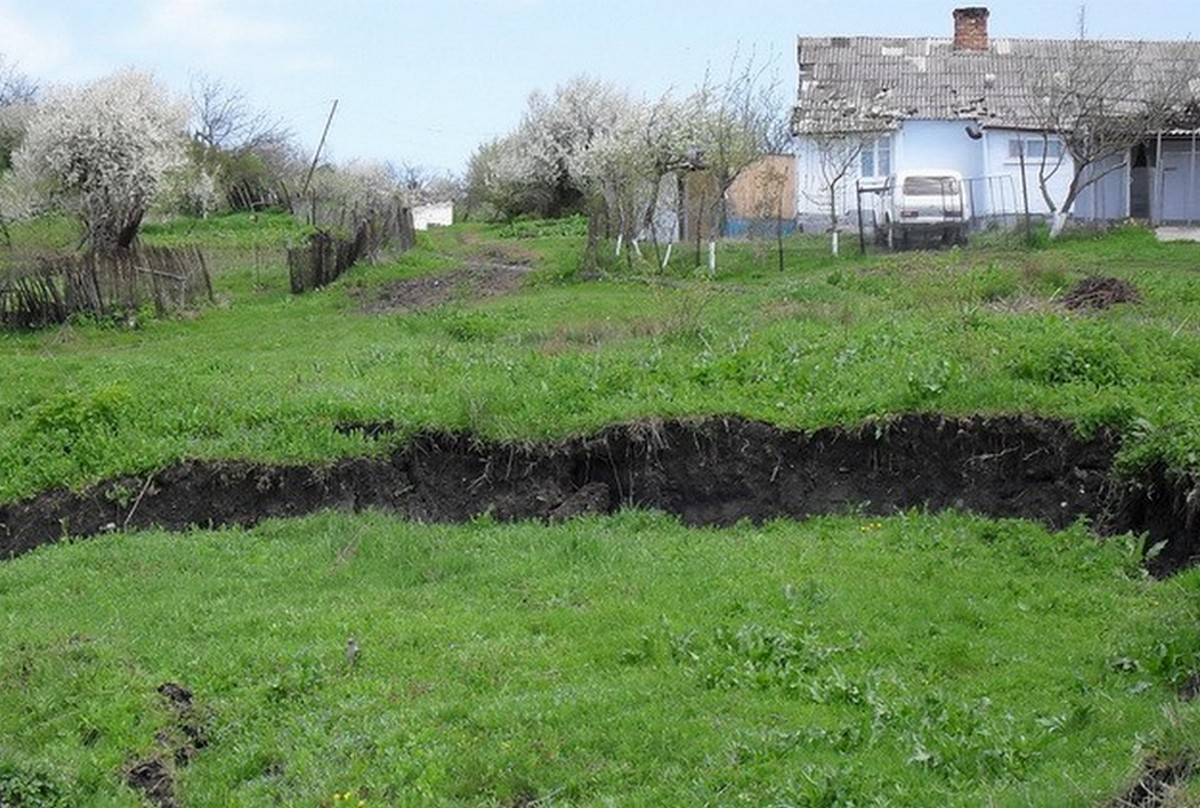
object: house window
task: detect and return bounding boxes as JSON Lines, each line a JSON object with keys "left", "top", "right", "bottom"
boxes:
{"left": 1008, "top": 137, "right": 1064, "bottom": 162}
{"left": 860, "top": 136, "right": 891, "bottom": 177}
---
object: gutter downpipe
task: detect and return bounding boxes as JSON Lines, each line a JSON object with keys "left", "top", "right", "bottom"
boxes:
{"left": 980, "top": 124, "right": 990, "bottom": 222}
{"left": 1190, "top": 129, "right": 1197, "bottom": 226}
{"left": 1155, "top": 130, "right": 1165, "bottom": 226}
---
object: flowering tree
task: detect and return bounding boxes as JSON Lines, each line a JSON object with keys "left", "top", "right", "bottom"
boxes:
{"left": 464, "top": 76, "right": 633, "bottom": 221}
{"left": 14, "top": 70, "right": 188, "bottom": 250}
{"left": 0, "top": 54, "right": 36, "bottom": 171}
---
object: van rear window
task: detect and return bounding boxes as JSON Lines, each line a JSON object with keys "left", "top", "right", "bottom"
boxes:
{"left": 903, "top": 176, "right": 960, "bottom": 195}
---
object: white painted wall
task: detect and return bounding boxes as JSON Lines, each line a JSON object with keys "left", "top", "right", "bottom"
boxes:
{"left": 979, "top": 129, "right": 1073, "bottom": 218}
{"left": 894, "top": 120, "right": 985, "bottom": 180}
{"left": 1158, "top": 138, "right": 1200, "bottom": 223}
{"left": 793, "top": 136, "right": 872, "bottom": 229}
{"left": 1073, "top": 154, "right": 1128, "bottom": 222}
{"left": 412, "top": 201, "right": 454, "bottom": 230}
{"left": 794, "top": 123, "right": 1099, "bottom": 229}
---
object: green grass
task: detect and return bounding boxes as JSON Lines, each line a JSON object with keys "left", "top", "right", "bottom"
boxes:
{"left": 2, "top": 508, "right": 1198, "bottom": 805}
{"left": 4, "top": 219, "right": 1200, "bottom": 499}
{"left": 6, "top": 216, "right": 1200, "bottom": 802}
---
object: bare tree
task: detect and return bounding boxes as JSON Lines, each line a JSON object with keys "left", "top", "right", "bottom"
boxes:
{"left": 685, "top": 52, "right": 790, "bottom": 270}
{"left": 799, "top": 132, "right": 872, "bottom": 256}
{"left": 1021, "top": 38, "right": 1198, "bottom": 236}
{"left": 190, "top": 74, "right": 286, "bottom": 152}
{"left": 188, "top": 74, "right": 297, "bottom": 211}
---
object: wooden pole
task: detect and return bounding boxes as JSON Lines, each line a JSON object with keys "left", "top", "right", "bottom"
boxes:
{"left": 302, "top": 99, "right": 339, "bottom": 197}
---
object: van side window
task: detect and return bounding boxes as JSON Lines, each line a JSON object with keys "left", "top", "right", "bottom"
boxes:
{"left": 902, "top": 176, "right": 960, "bottom": 195}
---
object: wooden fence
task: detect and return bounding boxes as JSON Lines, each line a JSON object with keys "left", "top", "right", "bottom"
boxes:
{"left": 288, "top": 199, "right": 416, "bottom": 293}
{"left": 0, "top": 245, "right": 214, "bottom": 330}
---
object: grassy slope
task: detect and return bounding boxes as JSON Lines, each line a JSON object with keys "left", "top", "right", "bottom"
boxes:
{"left": 3, "top": 509, "right": 1200, "bottom": 805}
{"left": 6, "top": 217, "right": 1200, "bottom": 803}
{"left": 4, "top": 220, "right": 1200, "bottom": 500}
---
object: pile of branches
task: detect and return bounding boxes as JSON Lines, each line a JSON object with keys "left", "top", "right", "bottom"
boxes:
{"left": 1061, "top": 275, "right": 1142, "bottom": 311}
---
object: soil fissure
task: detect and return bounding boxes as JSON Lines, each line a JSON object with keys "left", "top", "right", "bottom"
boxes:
{"left": 9, "top": 413, "right": 1190, "bottom": 567}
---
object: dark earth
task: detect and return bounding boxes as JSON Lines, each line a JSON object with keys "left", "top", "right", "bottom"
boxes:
{"left": 358, "top": 259, "right": 531, "bottom": 313}
{"left": 123, "top": 683, "right": 210, "bottom": 808}
{"left": 4, "top": 413, "right": 1198, "bottom": 575}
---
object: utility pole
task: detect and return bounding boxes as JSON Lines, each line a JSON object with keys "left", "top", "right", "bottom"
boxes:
{"left": 302, "top": 99, "right": 339, "bottom": 196}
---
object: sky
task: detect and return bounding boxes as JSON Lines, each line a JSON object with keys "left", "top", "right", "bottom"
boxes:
{"left": 0, "top": 0, "right": 1195, "bottom": 176}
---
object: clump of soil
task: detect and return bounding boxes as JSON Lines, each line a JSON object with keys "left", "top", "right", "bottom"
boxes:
{"left": 123, "top": 683, "right": 211, "bottom": 807}
{"left": 362, "top": 261, "right": 529, "bottom": 313}
{"left": 1178, "top": 673, "right": 1200, "bottom": 701}
{"left": 124, "top": 758, "right": 176, "bottom": 808}
{"left": 1061, "top": 276, "right": 1142, "bottom": 310}
{"left": 156, "top": 681, "right": 209, "bottom": 766}
{"left": 1109, "top": 756, "right": 1194, "bottom": 806}
{"left": 334, "top": 420, "right": 396, "bottom": 440}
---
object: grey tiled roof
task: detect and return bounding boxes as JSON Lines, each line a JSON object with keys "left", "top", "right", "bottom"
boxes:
{"left": 792, "top": 36, "right": 1200, "bottom": 133}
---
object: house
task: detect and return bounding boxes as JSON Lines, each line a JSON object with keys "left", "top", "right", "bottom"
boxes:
{"left": 725, "top": 155, "right": 800, "bottom": 237}
{"left": 412, "top": 201, "right": 454, "bottom": 231}
{"left": 675, "top": 156, "right": 800, "bottom": 241}
{"left": 791, "top": 7, "right": 1200, "bottom": 232}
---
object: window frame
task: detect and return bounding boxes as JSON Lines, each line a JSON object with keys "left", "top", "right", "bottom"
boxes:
{"left": 860, "top": 136, "right": 892, "bottom": 178}
{"left": 1007, "top": 136, "right": 1065, "bottom": 164}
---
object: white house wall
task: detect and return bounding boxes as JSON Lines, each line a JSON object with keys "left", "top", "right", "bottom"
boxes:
{"left": 1157, "top": 138, "right": 1200, "bottom": 223}
{"left": 1073, "top": 154, "right": 1128, "bottom": 222}
{"left": 793, "top": 136, "right": 864, "bottom": 231}
{"left": 979, "top": 129, "right": 1073, "bottom": 219}
{"left": 893, "top": 120, "right": 985, "bottom": 180}
{"left": 794, "top": 122, "right": 1080, "bottom": 231}
{"left": 412, "top": 201, "right": 454, "bottom": 231}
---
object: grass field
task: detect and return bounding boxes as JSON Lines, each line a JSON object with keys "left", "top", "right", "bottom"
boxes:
{"left": 3, "top": 509, "right": 1200, "bottom": 805}
{"left": 5, "top": 215, "right": 1200, "bottom": 803}
{"left": 4, "top": 219, "right": 1200, "bottom": 501}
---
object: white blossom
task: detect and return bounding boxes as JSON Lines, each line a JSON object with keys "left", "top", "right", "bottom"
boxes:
{"left": 14, "top": 70, "right": 188, "bottom": 249}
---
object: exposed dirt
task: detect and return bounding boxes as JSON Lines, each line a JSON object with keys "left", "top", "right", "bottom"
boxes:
{"left": 124, "top": 758, "right": 176, "bottom": 808}
{"left": 1109, "top": 756, "right": 1194, "bottom": 807}
{"left": 6, "top": 413, "right": 1169, "bottom": 562}
{"left": 360, "top": 260, "right": 530, "bottom": 313}
{"left": 1061, "top": 276, "right": 1142, "bottom": 311}
{"left": 123, "top": 682, "right": 210, "bottom": 806}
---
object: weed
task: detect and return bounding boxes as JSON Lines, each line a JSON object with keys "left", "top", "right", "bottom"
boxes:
{"left": 0, "top": 764, "right": 69, "bottom": 807}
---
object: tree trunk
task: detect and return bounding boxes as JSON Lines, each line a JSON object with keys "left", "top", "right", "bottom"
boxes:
{"left": 1049, "top": 210, "right": 1069, "bottom": 238}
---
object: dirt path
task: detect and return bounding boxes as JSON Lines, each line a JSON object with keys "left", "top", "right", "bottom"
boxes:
{"left": 359, "top": 259, "right": 532, "bottom": 314}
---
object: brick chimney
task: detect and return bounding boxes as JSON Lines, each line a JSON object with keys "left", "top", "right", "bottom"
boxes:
{"left": 953, "top": 7, "right": 990, "bottom": 51}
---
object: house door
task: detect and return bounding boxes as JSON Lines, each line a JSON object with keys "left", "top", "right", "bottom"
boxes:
{"left": 1130, "top": 143, "right": 1151, "bottom": 219}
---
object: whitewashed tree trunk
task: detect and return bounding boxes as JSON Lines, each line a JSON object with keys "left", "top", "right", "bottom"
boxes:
{"left": 1049, "top": 210, "right": 1069, "bottom": 238}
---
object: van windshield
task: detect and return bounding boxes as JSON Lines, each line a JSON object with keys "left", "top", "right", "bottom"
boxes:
{"left": 903, "top": 176, "right": 960, "bottom": 195}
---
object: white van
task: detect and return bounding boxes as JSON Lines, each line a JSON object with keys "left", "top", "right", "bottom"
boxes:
{"left": 874, "top": 170, "right": 967, "bottom": 249}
